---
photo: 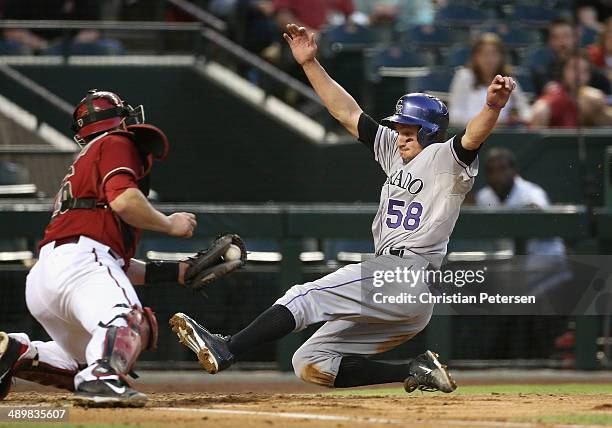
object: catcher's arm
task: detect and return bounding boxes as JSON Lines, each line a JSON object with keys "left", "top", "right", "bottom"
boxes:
{"left": 127, "top": 259, "right": 188, "bottom": 287}
{"left": 128, "top": 234, "right": 247, "bottom": 289}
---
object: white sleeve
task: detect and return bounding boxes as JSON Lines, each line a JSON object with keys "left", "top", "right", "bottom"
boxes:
{"left": 373, "top": 125, "right": 401, "bottom": 176}
{"left": 476, "top": 186, "right": 500, "bottom": 207}
{"left": 432, "top": 136, "right": 479, "bottom": 182}
{"left": 527, "top": 186, "right": 551, "bottom": 208}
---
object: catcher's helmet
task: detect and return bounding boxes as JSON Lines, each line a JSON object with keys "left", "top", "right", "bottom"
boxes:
{"left": 71, "top": 89, "right": 144, "bottom": 146}
{"left": 381, "top": 93, "right": 449, "bottom": 147}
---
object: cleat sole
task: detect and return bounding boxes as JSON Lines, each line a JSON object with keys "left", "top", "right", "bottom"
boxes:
{"left": 169, "top": 313, "right": 219, "bottom": 374}
{"left": 425, "top": 350, "right": 457, "bottom": 393}
{"left": 71, "top": 393, "right": 147, "bottom": 408}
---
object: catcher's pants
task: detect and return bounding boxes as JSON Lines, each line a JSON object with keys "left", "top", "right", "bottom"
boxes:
{"left": 24, "top": 236, "right": 140, "bottom": 387}
{"left": 276, "top": 254, "right": 433, "bottom": 387}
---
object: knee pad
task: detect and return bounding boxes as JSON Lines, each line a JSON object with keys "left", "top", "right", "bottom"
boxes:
{"left": 101, "top": 305, "right": 158, "bottom": 375}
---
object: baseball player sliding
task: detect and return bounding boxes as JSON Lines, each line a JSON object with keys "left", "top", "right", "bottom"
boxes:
{"left": 0, "top": 90, "right": 245, "bottom": 407}
{"left": 171, "top": 24, "right": 516, "bottom": 392}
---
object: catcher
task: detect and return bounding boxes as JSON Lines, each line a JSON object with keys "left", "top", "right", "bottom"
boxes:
{"left": 0, "top": 90, "right": 245, "bottom": 407}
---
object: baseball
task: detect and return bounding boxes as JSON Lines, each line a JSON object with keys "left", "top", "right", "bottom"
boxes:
{"left": 224, "top": 244, "right": 242, "bottom": 261}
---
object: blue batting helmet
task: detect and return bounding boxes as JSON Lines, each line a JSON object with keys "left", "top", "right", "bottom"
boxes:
{"left": 381, "top": 93, "right": 449, "bottom": 147}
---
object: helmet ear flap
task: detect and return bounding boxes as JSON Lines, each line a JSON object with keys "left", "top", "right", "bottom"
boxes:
{"left": 417, "top": 123, "right": 440, "bottom": 147}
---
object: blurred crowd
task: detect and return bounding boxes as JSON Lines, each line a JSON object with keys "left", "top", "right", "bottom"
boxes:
{"left": 0, "top": 0, "right": 125, "bottom": 55}
{"left": 206, "top": 0, "right": 612, "bottom": 129}
{"left": 0, "top": 0, "right": 610, "bottom": 130}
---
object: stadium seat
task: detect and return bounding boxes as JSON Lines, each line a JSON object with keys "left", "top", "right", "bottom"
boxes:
{"left": 436, "top": 5, "right": 497, "bottom": 25}
{"left": 319, "top": 23, "right": 377, "bottom": 56}
{"left": 409, "top": 68, "right": 454, "bottom": 100}
{"left": 366, "top": 47, "right": 431, "bottom": 119}
{"left": 367, "top": 46, "right": 429, "bottom": 80}
{"left": 401, "top": 25, "right": 463, "bottom": 65}
{"left": 368, "top": 46, "right": 431, "bottom": 119}
{"left": 476, "top": 23, "right": 543, "bottom": 48}
{"left": 522, "top": 44, "right": 554, "bottom": 70}
{"left": 507, "top": 4, "right": 561, "bottom": 25}
{"left": 514, "top": 70, "right": 536, "bottom": 95}
{"left": 402, "top": 25, "right": 455, "bottom": 48}
{"left": 499, "top": 26, "right": 543, "bottom": 49}
{"left": 445, "top": 44, "right": 471, "bottom": 68}
{"left": 319, "top": 23, "right": 377, "bottom": 107}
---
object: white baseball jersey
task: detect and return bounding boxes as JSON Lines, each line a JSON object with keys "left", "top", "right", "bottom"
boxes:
{"left": 360, "top": 114, "right": 478, "bottom": 266}
{"left": 273, "top": 113, "right": 479, "bottom": 383}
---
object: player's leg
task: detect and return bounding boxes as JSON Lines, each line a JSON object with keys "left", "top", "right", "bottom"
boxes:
{"left": 170, "top": 255, "right": 434, "bottom": 375}
{"left": 67, "top": 246, "right": 156, "bottom": 406}
{"left": 169, "top": 260, "right": 367, "bottom": 373}
{"left": 291, "top": 318, "right": 455, "bottom": 393}
{"left": 1, "top": 256, "right": 88, "bottom": 399}
{"left": 0, "top": 333, "right": 82, "bottom": 399}
{"left": 25, "top": 240, "right": 155, "bottom": 406}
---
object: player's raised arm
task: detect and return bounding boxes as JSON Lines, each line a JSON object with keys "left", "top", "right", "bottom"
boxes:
{"left": 283, "top": 24, "right": 362, "bottom": 137}
{"left": 461, "top": 75, "right": 516, "bottom": 150}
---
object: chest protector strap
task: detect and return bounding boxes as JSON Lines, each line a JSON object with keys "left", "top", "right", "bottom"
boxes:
{"left": 60, "top": 197, "right": 107, "bottom": 212}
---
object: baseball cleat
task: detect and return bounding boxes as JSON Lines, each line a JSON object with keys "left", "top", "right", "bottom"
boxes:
{"left": 404, "top": 350, "right": 457, "bottom": 393}
{"left": 0, "top": 332, "right": 29, "bottom": 400}
{"left": 72, "top": 378, "right": 148, "bottom": 407}
{"left": 169, "top": 312, "right": 234, "bottom": 374}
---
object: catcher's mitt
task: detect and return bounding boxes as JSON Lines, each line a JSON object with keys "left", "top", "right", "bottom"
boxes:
{"left": 183, "top": 234, "right": 247, "bottom": 289}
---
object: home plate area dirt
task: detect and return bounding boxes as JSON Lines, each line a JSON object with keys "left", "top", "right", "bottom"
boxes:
{"left": 2, "top": 387, "right": 612, "bottom": 428}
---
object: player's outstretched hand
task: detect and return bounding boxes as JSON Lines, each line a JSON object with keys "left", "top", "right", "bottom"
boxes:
{"left": 486, "top": 75, "right": 516, "bottom": 109}
{"left": 283, "top": 24, "right": 317, "bottom": 66}
{"left": 167, "top": 212, "right": 197, "bottom": 238}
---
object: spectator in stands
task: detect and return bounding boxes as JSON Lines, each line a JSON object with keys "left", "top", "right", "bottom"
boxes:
{"left": 449, "top": 33, "right": 530, "bottom": 128}
{"left": 529, "top": 52, "right": 612, "bottom": 128}
{"left": 1, "top": 0, "right": 123, "bottom": 55}
{"left": 575, "top": 0, "right": 611, "bottom": 25}
{"left": 273, "top": 0, "right": 354, "bottom": 34}
{"left": 587, "top": 16, "right": 612, "bottom": 81}
{"left": 476, "top": 148, "right": 566, "bottom": 256}
{"left": 531, "top": 18, "right": 610, "bottom": 96}
{"left": 575, "top": 2, "right": 604, "bottom": 33}
{"left": 232, "top": 0, "right": 279, "bottom": 57}
{"left": 351, "top": 0, "right": 434, "bottom": 28}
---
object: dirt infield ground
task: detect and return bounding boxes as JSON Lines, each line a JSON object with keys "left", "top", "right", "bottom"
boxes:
{"left": 1, "top": 373, "right": 611, "bottom": 428}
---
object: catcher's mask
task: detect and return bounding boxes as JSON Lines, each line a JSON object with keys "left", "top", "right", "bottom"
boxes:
{"left": 71, "top": 89, "right": 145, "bottom": 147}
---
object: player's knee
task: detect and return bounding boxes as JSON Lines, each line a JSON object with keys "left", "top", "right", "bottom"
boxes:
{"left": 291, "top": 348, "right": 336, "bottom": 387}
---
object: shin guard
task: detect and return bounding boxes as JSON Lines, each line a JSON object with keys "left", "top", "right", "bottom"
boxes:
{"left": 101, "top": 306, "right": 158, "bottom": 375}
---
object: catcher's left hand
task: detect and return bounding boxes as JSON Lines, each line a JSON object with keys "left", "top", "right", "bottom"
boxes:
{"left": 182, "top": 234, "right": 247, "bottom": 289}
